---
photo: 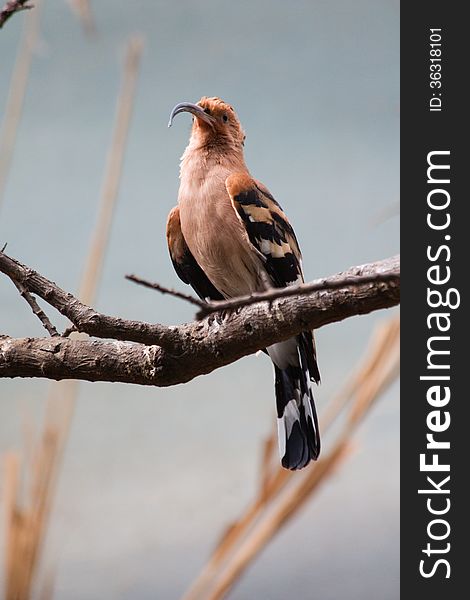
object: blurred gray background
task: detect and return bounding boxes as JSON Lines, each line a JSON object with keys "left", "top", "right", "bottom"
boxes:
{"left": 0, "top": 1, "right": 399, "bottom": 598}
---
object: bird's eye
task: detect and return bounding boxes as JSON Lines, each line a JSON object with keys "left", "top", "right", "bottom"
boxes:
{"left": 204, "top": 108, "right": 211, "bottom": 115}
{"left": 223, "top": 114, "right": 228, "bottom": 122}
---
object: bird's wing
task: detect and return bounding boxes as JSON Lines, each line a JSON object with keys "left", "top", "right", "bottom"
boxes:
{"left": 166, "top": 206, "right": 224, "bottom": 301}
{"left": 225, "top": 172, "right": 320, "bottom": 384}
{"left": 225, "top": 172, "right": 303, "bottom": 288}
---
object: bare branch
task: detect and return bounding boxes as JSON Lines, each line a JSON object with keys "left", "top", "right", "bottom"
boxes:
{"left": 0, "top": 250, "right": 399, "bottom": 387}
{"left": 10, "top": 278, "right": 59, "bottom": 337}
{"left": 0, "top": 1, "right": 32, "bottom": 29}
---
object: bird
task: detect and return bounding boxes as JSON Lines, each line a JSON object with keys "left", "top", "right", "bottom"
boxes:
{"left": 166, "top": 96, "right": 320, "bottom": 470}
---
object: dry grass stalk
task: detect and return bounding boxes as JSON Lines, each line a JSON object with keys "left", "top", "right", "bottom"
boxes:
{"left": 258, "top": 422, "right": 277, "bottom": 502}
{"left": 2, "top": 425, "right": 60, "bottom": 600}
{"left": 182, "top": 316, "right": 399, "bottom": 600}
{"left": 206, "top": 442, "right": 353, "bottom": 600}
{"left": 3, "top": 453, "right": 20, "bottom": 597}
{"left": 78, "top": 34, "right": 144, "bottom": 304}
{"left": 67, "top": 0, "right": 95, "bottom": 36}
{"left": 0, "top": 0, "right": 42, "bottom": 210}
{"left": 40, "top": 32, "right": 144, "bottom": 592}
{"left": 44, "top": 31, "right": 145, "bottom": 432}
{"left": 2, "top": 35, "right": 144, "bottom": 599}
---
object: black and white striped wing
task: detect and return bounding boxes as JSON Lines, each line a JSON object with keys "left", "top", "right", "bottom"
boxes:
{"left": 225, "top": 172, "right": 303, "bottom": 289}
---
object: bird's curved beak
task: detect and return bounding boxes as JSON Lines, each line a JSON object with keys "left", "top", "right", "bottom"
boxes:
{"left": 167, "top": 102, "right": 215, "bottom": 128}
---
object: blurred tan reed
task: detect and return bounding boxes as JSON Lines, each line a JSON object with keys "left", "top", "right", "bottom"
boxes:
{"left": 78, "top": 34, "right": 144, "bottom": 304}
{"left": 67, "top": 1, "right": 95, "bottom": 36}
{"left": 2, "top": 35, "right": 144, "bottom": 599}
{"left": 3, "top": 426, "right": 60, "bottom": 600}
{"left": 182, "top": 315, "right": 400, "bottom": 600}
{"left": 0, "top": 0, "right": 42, "bottom": 210}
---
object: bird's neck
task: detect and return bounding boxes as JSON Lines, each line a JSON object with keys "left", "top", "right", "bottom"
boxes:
{"left": 179, "top": 135, "right": 247, "bottom": 182}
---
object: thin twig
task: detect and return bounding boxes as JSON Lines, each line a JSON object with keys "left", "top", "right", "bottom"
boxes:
{"left": 11, "top": 278, "right": 59, "bottom": 337}
{"left": 0, "top": 0, "right": 32, "bottom": 29}
{"left": 125, "top": 274, "right": 207, "bottom": 309}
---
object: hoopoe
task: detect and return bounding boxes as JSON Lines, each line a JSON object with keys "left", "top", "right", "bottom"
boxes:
{"left": 167, "top": 97, "right": 320, "bottom": 470}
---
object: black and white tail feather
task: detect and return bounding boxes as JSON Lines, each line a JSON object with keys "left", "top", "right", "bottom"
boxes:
{"left": 269, "top": 332, "right": 320, "bottom": 469}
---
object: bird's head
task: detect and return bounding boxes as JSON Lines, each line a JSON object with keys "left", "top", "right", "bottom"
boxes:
{"left": 168, "top": 96, "right": 246, "bottom": 149}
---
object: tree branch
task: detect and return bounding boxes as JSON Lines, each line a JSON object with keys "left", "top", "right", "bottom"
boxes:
{"left": 0, "top": 251, "right": 400, "bottom": 386}
{"left": 0, "top": 251, "right": 181, "bottom": 351}
{"left": 10, "top": 278, "right": 59, "bottom": 337}
{"left": 0, "top": 0, "right": 32, "bottom": 29}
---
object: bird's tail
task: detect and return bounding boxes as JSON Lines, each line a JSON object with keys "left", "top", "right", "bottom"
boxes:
{"left": 268, "top": 333, "right": 320, "bottom": 470}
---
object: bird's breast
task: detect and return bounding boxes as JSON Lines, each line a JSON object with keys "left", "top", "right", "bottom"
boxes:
{"left": 178, "top": 167, "right": 267, "bottom": 298}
